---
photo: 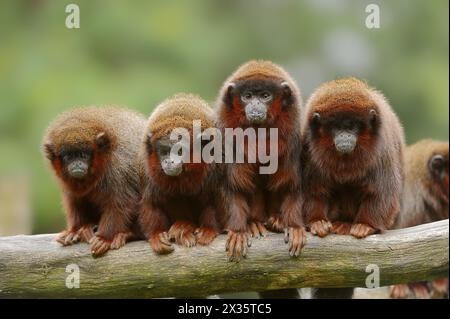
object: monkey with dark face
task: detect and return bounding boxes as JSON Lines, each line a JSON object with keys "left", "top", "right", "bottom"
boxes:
{"left": 302, "top": 78, "right": 405, "bottom": 239}
{"left": 217, "top": 60, "right": 305, "bottom": 261}
{"left": 390, "top": 139, "right": 449, "bottom": 299}
{"left": 139, "top": 94, "right": 221, "bottom": 254}
{"left": 42, "top": 106, "right": 146, "bottom": 256}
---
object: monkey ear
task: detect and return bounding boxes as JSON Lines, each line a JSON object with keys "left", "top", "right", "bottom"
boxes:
{"left": 430, "top": 154, "right": 445, "bottom": 172}
{"left": 96, "top": 132, "right": 111, "bottom": 152}
{"left": 311, "top": 112, "right": 321, "bottom": 128}
{"left": 369, "top": 109, "right": 379, "bottom": 130}
{"left": 223, "top": 83, "right": 235, "bottom": 108}
{"left": 145, "top": 133, "right": 153, "bottom": 154}
{"left": 43, "top": 142, "right": 56, "bottom": 161}
{"left": 281, "top": 81, "right": 294, "bottom": 108}
{"left": 281, "top": 81, "right": 292, "bottom": 96}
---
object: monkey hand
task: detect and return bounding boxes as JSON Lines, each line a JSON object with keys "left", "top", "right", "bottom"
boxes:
{"left": 89, "top": 235, "right": 111, "bottom": 257}
{"left": 110, "top": 231, "right": 133, "bottom": 250}
{"left": 330, "top": 221, "right": 352, "bottom": 235}
{"left": 77, "top": 224, "right": 95, "bottom": 243}
{"left": 248, "top": 221, "right": 267, "bottom": 239}
{"left": 349, "top": 223, "right": 376, "bottom": 238}
{"left": 226, "top": 231, "right": 251, "bottom": 262}
{"left": 390, "top": 284, "right": 410, "bottom": 299}
{"left": 310, "top": 219, "right": 332, "bottom": 237}
{"left": 56, "top": 229, "right": 80, "bottom": 246}
{"left": 266, "top": 215, "right": 284, "bottom": 233}
{"left": 410, "top": 283, "right": 431, "bottom": 299}
{"left": 195, "top": 227, "right": 219, "bottom": 246}
{"left": 284, "top": 226, "right": 306, "bottom": 257}
{"left": 168, "top": 221, "right": 197, "bottom": 247}
{"left": 149, "top": 231, "right": 174, "bottom": 254}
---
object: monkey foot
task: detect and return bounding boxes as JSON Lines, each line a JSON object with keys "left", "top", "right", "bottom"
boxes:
{"left": 331, "top": 221, "right": 352, "bottom": 235}
{"left": 56, "top": 229, "right": 80, "bottom": 246}
{"left": 89, "top": 235, "right": 111, "bottom": 257}
{"left": 390, "top": 284, "right": 410, "bottom": 299}
{"left": 310, "top": 219, "right": 332, "bottom": 237}
{"left": 226, "top": 231, "right": 251, "bottom": 262}
{"left": 149, "top": 232, "right": 174, "bottom": 254}
{"left": 110, "top": 231, "right": 133, "bottom": 250}
{"left": 266, "top": 215, "right": 284, "bottom": 233}
{"left": 77, "top": 225, "right": 95, "bottom": 243}
{"left": 349, "top": 223, "right": 376, "bottom": 238}
{"left": 168, "top": 221, "right": 197, "bottom": 247}
{"left": 431, "top": 278, "right": 448, "bottom": 295}
{"left": 248, "top": 221, "right": 267, "bottom": 239}
{"left": 284, "top": 227, "right": 306, "bottom": 257}
{"left": 410, "top": 283, "right": 430, "bottom": 299}
{"left": 195, "top": 227, "right": 218, "bottom": 246}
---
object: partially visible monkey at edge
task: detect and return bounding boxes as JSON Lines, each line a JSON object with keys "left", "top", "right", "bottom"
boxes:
{"left": 390, "top": 139, "right": 449, "bottom": 299}
{"left": 216, "top": 60, "right": 305, "bottom": 261}
{"left": 138, "top": 93, "right": 222, "bottom": 254}
{"left": 42, "top": 106, "right": 146, "bottom": 256}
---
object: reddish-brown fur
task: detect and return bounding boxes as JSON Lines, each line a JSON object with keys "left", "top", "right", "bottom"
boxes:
{"left": 138, "top": 94, "right": 222, "bottom": 254}
{"left": 42, "top": 106, "right": 146, "bottom": 256}
{"left": 302, "top": 78, "right": 405, "bottom": 238}
{"left": 390, "top": 139, "right": 449, "bottom": 299}
{"left": 216, "top": 60, "right": 305, "bottom": 260}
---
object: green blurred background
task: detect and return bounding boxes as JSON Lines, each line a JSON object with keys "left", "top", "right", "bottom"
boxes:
{"left": 0, "top": 0, "right": 448, "bottom": 235}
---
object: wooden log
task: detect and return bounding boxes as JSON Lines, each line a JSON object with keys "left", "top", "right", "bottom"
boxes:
{"left": 0, "top": 220, "right": 447, "bottom": 298}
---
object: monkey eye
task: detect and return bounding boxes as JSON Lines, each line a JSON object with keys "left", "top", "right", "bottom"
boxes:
{"left": 242, "top": 91, "right": 253, "bottom": 102}
{"left": 260, "top": 91, "right": 272, "bottom": 102}
{"left": 430, "top": 154, "right": 446, "bottom": 172}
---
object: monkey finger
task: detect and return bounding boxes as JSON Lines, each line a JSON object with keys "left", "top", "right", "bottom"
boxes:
{"left": 247, "top": 234, "right": 252, "bottom": 247}
{"left": 91, "top": 237, "right": 110, "bottom": 256}
{"left": 159, "top": 232, "right": 172, "bottom": 246}
{"left": 64, "top": 231, "right": 77, "bottom": 246}
{"left": 79, "top": 225, "right": 95, "bottom": 242}
{"left": 55, "top": 231, "right": 68, "bottom": 245}
{"left": 284, "top": 228, "right": 289, "bottom": 243}
{"left": 242, "top": 240, "right": 249, "bottom": 258}
{"left": 256, "top": 222, "right": 268, "bottom": 237}
{"left": 249, "top": 223, "right": 260, "bottom": 239}
{"left": 110, "top": 232, "right": 128, "bottom": 249}
{"left": 234, "top": 237, "right": 243, "bottom": 260}
{"left": 226, "top": 233, "right": 237, "bottom": 256}
{"left": 295, "top": 228, "right": 307, "bottom": 257}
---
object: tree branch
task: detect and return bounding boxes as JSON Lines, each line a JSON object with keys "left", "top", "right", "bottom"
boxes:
{"left": 0, "top": 220, "right": 448, "bottom": 298}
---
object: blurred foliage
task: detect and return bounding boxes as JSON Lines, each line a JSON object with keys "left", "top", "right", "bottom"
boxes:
{"left": 0, "top": 0, "right": 448, "bottom": 234}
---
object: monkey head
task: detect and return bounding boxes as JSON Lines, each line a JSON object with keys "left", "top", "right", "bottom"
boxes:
{"left": 43, "top": 116, "right": 114, "bottom": 195}
{"left": 219, "top": 60, "right": 301, "bottom": 128}
{"left": 144, "top": 94, "right": 214, "bottom": 193}
{"left": 304, "top": 78, "right": 383, "bottom": 178}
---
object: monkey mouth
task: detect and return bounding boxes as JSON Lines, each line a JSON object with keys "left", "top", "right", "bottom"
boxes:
{"left": 69, "top": 169, "right": 88, "bottom": 179}
{"left": 335, "top": 143, "right": 356, "bottom": 154}
{"left": 162, "top": 166, "right": 183, "bottom": 177}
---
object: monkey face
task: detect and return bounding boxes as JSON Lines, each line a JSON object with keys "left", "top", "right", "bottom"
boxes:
{"left": 146, "top": 134, "right": 206, "bottom": 178}
{"left": 224, "top": 78, "right": 294, "bottom": 126}
{"left": 60, "top": 148, "right": 92, "bottom": 179}
{"left": 156, "top": 137, "right": 184, "bottom": 177}
{"left": 44, "top": 132, "right": 111, "bottom": 184}
{"left": 310, "top": 108, "right": 379, "bottom": 155}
